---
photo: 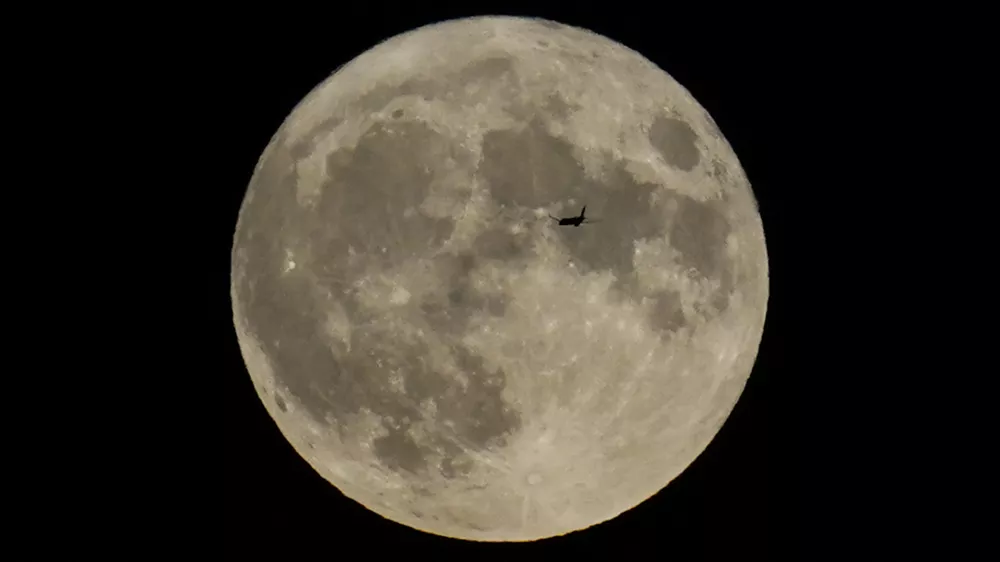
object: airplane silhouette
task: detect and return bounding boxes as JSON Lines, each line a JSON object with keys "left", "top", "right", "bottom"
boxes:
{"left": 548, "top": 206, "right": 600, "bottom": 227}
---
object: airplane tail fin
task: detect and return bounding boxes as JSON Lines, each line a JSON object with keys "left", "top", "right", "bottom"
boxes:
{"left": 580, "top": 205, "right": 587, "bottom": 218}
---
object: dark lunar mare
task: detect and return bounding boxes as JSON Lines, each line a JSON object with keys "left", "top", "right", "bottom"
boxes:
{"left": 477, "top": 114, "right": 735, "bottom": 336}
{"left": 234, "top": 112, "right": 524, "bottom": 488}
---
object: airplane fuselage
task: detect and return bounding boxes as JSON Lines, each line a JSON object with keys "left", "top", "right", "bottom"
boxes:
{"left": 552, "top": 206, "right": 588, "bottom": 227}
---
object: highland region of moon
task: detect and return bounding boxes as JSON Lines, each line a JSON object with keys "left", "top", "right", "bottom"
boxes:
{"left": 231, "top": 16, "right": 768, "bottom": 542}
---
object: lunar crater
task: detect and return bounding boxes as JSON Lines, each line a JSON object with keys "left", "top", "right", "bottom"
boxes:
{"left": 648, "top": 115, "right": 702, "bottom": 171}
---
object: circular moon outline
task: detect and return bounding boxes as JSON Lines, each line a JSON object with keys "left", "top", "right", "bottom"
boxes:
{"left": 231, "top": 16, "right": 768, "bottom": 542}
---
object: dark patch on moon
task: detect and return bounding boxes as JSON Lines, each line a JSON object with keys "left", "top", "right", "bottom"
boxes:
{"left": 358, "top": 77, "right": 437, "bottom": 113}
{"left": 647, "top": 290, "right": 685, "bottom": 335}
{"left": 648, "top": 115, "right": 701, "bottom": 171}
{"left": 274, "top": 394, "right": 287, "bottom": 412}
{"left": 448, "top": 285, "right": 476, "bottom": 308}
{"left": 323, "top": 337, "right": 426, "bottom": 426}
{"left": 447, "top": 288, "right": 508, "bottom": 320}
{"left": 316, "top": 119, "right": 457, "bottom": 267}
{"left": 477, "top": 117, "right": 735, "bottom": 309}
{"left": 458, "top": 56, "right": 515, "bottom": 84}
{"left": 235, "top": 109, "right": 527, "bottom": 481}
{"left": 471, "top": 226, "right": 532, "bottom": 263}
{"left": 669, "top": 195, "right": 730, "bottom": 281}
{"left": 391, "top": 108, "right": 404, "bottom": 119}
{"left": 485, "top": 295, "right": 508, "bottom": 317}
{"left": 479, "top": 118, "right": 587, "bottom": 209}
{"left": 439, "top": 439, "right": 472, "bottom": 479}
{"left": 290, "top": 116, "right": 344, "bottom": 160}
{"left": 553, "top": 167, "right": 666, "bottom": 291}
{"left": 248, "top": 309, "right": 520, "bottom": 478}
{"left": 542, "top": 93, "right": 579, "bottom": 121}
{"left": 419, "top": 300, "right": 461, "bottom": 336}
{"left": 373, "top": 421, "right": 428, "bottom": 474}
{"left": 360, "top": 338, "right": 520, "bottom": 477}
{"left": 709, "top": 158, "right": 728, "bottom": 181}
{"left": 445, "top": 345, "right": 521, "bottom": 448}
{"left": 451, "top": 251, "right": 477, "bottom": 277}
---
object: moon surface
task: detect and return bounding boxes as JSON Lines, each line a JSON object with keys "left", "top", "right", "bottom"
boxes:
{"left": 231, "top": 16, "right": 768, "bottom": 542}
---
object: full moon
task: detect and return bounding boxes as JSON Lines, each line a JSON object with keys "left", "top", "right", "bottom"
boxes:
{"left": 231, "top": 16, "right": 768, "bottom": 541}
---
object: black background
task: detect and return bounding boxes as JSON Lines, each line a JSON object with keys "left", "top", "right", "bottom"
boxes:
{"left": 212, "top": 6, "right": 836, "bottom": 560}
{"left": 11, "top": 4, "right": 974, "bottom": 558}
